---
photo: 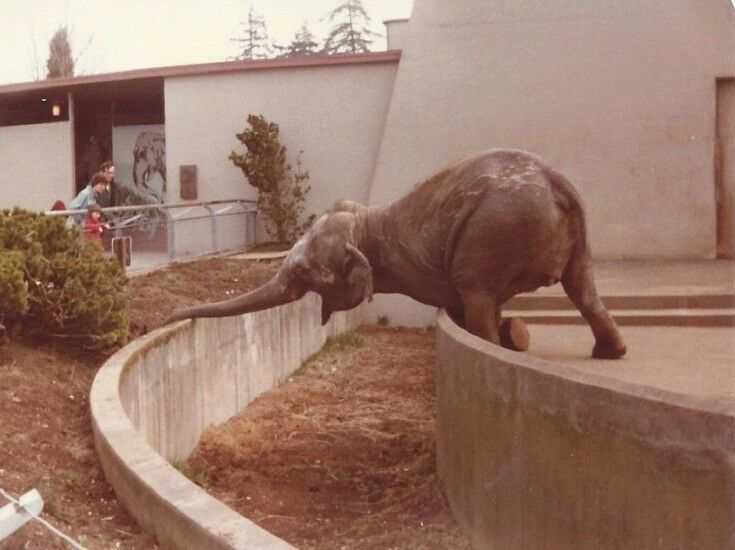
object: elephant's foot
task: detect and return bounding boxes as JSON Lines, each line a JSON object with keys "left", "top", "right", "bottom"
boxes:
{"left": 592, "top": 340, "right": 627, "bottom": 359}
{"left": 499, "top": 318, "right": 530, "bottom": 352}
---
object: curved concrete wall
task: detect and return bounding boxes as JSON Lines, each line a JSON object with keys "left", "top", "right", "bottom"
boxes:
{"left": 435, "top": 310, "right": 735, "bottom": 549}
{"left": 91, "top": 294, "right": 362, "bottom": 549}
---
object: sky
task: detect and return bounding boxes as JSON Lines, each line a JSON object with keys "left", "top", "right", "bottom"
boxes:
{"left": 0, "top": 0, "right": 414, "bottom": 85}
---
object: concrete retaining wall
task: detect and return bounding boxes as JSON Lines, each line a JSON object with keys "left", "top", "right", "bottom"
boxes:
{"left": 91, "top": 293, "right": 363, "bottom": 549}
{"left": 435, "top": 310, "right": 735, "bottom": 549}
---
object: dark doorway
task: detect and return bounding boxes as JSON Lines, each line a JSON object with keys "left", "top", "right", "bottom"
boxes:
{"left": 71, "top": 79, "right": 164, "bottom": 194}
{"left": 73, "top": 97, "right": 113, "bottom": 193}
{"left": 715, "top": 78, "right": 735, "bottom": 258}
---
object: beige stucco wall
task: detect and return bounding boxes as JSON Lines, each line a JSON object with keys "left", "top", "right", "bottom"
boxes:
{"left": 370, "top": 0, "right": 735, "bottom": 259}
{"left": 0, "top": 121, "right": 74, "bottom": 211}
{"left": 164, "top": 61, "right": 397, "bottom": 228}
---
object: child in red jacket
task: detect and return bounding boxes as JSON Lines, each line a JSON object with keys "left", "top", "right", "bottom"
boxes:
{"left": 82, "top": 203, "right": 109, "bottom": 245}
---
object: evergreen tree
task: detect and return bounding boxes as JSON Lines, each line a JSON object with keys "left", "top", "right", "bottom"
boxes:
{"left": 322, "top": 0, "right": 380, "bottom": 54}
{"left": 46, "top": 26, "right": 74, "bottom": 78}
{"left": 231, "top": 5, "right": 273, "bottom": 60}
{"left": 284, "top": 23, "right": 319, "bottom": 57}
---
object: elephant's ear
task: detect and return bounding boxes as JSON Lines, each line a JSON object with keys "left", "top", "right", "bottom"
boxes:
{"left": 345, "top": 243, "right": 373, "bottom": 302}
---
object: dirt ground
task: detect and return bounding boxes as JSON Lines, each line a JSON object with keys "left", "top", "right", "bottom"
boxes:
{"left": 1, "top": 256, "right": 467, "bottom": 549}
{"left": 182, "top": 326, "right": 470, "bottom": 550}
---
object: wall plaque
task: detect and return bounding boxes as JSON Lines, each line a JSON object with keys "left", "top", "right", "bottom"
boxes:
{"left": 180, "top": 165, "right": 198, "bottom": 200}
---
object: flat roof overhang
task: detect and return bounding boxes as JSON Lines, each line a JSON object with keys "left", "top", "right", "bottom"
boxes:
{"left": 0, "top": 50, "right": 402, "bottom": 103}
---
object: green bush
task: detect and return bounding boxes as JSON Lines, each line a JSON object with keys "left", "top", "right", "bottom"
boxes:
{"left": 0, "top": 208, "right": 128, "bottom": 347}
{"left": 0, "top": 250, "right": 28, "bottom": 323}
{"left": 229, "top": 114, "right": 316, "bottom": 244}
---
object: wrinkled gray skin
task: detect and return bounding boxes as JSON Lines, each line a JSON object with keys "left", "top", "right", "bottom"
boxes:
{"left": 167, "top": 149, "right": 626, "bottom": 359}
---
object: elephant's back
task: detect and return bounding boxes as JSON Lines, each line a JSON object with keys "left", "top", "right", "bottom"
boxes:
{"left": 383, "top": 149, "right": 581, "bottom": 300}
{"left": 441, "top": 150, "right": 579, "bottom": 294}
{"left": 399, "top": 149, "right": 568, "bottom": 211}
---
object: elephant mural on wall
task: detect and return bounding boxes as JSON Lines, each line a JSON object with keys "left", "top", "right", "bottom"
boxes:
{"left": 167, "top": 149, "right": 626, "bottom": 359}
{"left": 132, "top": 131, "right": 166, "bottom": 203}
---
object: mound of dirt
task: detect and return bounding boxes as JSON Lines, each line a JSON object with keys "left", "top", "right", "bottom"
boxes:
{"left": 126, "top": 257, "right": 280, "bottom": 338}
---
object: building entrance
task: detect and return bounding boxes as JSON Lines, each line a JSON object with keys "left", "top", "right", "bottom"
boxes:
{"left": 716, "top": 78, "right": 735, "bottom": 258}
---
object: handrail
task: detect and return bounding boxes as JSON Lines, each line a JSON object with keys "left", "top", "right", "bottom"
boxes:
{"left": 44, "top": 198, "right": 256, "bottom": 217}
{"left": 44, "top": 198, "right": 260, "bottom": 269}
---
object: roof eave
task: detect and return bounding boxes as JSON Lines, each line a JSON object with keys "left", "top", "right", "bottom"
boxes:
{"left": 0, "top": 50, "right": 402, "bottom": 98}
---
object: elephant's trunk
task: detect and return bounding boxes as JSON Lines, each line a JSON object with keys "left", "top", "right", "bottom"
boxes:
{"left": 165, "top": 277, "right": 304, "bottom": 324}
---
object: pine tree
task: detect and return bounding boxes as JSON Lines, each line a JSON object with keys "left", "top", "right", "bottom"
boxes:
{"left": 284, "top": 23, "right": 319, "bottom": 57}
{"left": 46, "top": 26, "right": 74, "bottom": 78}
{"left": 231, "top": 5, "right": 273, "bottom": 60}
{"left": 322, "top": 0, "right": 380, "bottom": 54}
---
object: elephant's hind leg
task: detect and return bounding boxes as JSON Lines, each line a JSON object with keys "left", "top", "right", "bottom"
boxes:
{"left": 562, "top": 249, "right": 626, "bottom": 359}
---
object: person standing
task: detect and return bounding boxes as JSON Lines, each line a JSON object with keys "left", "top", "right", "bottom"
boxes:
{"left": 69, "top": 173, "right": 108, "bottom": 226}
{"left": 82, "top": 203, "right": 109, "bottom": 245}
{"left": 96, "top": 161, "right": 116, "bottom": 208}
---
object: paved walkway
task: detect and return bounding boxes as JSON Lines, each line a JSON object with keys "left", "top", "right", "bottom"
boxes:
{"left": 528, "top": 325, "right": 735, "bottom": 403}
{"left": 523, "top": 259, "right": 735, "bottom": 406}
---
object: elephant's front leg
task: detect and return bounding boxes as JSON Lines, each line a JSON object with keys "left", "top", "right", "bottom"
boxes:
{"left": 499, "top": 316, "right": 530, "bottom": 352}
{"left": 461, "top": 292, "right": 530, "bottom": 351}
{"left": 461, "top": 292, "right": 501, "bottom": 345}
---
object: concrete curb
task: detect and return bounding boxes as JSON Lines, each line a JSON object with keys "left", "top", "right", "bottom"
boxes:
{"left": 435, "top": 310, "right": 735, "bottom": 548}
{"left": 228, "top": 250, "right": 291, "bottom": 261}
{"left": 90, "top": 294, "right": 363, "bottom": 549}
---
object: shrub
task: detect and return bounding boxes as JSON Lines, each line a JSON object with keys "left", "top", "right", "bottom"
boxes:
{"left": 0, "top": 250, "right": 28, "bottom": 324}
{"left": 229, "top": 114, "right": 316, "bottom": 244}
{"left": 0, "top": 208, "right": 128, "bottom": 347}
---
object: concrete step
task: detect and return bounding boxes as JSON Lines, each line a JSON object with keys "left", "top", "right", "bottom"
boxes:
{"left": 503, "top": 308, "right": 735, "bottom": 327}
{"left": 506, "top": 293, "right": 735, "bottom": 311}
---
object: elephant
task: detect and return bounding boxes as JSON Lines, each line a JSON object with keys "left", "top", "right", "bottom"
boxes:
{"left": 167, "top": 149, "right": 626, "bottom": 359}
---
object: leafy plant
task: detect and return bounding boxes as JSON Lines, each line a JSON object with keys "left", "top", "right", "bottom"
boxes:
{"left": 0, "top": 208, "right": 128, "bottom": 347}
{"left": 229, "top": 114, "right": 316, "bottom": 244}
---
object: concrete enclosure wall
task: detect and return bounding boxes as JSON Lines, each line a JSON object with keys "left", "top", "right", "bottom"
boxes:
{"left": 164, "top": 59, "right": 398, "bottom": 222}
{"left": 369, "top": 0, "right": 735, "bottom": 259}
{"left": 0, "top": 121, "right": 73, "bottom": 211}
{"left": 434, "top": 311, "right": 735, "bottom": 548}
{"left": 91, "top": 293, "right": 363, "bottom": 549}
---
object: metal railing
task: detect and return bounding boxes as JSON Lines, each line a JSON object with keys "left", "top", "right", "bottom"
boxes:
{"left": 46, "top": 199, "right": 258, "bottom": 270}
